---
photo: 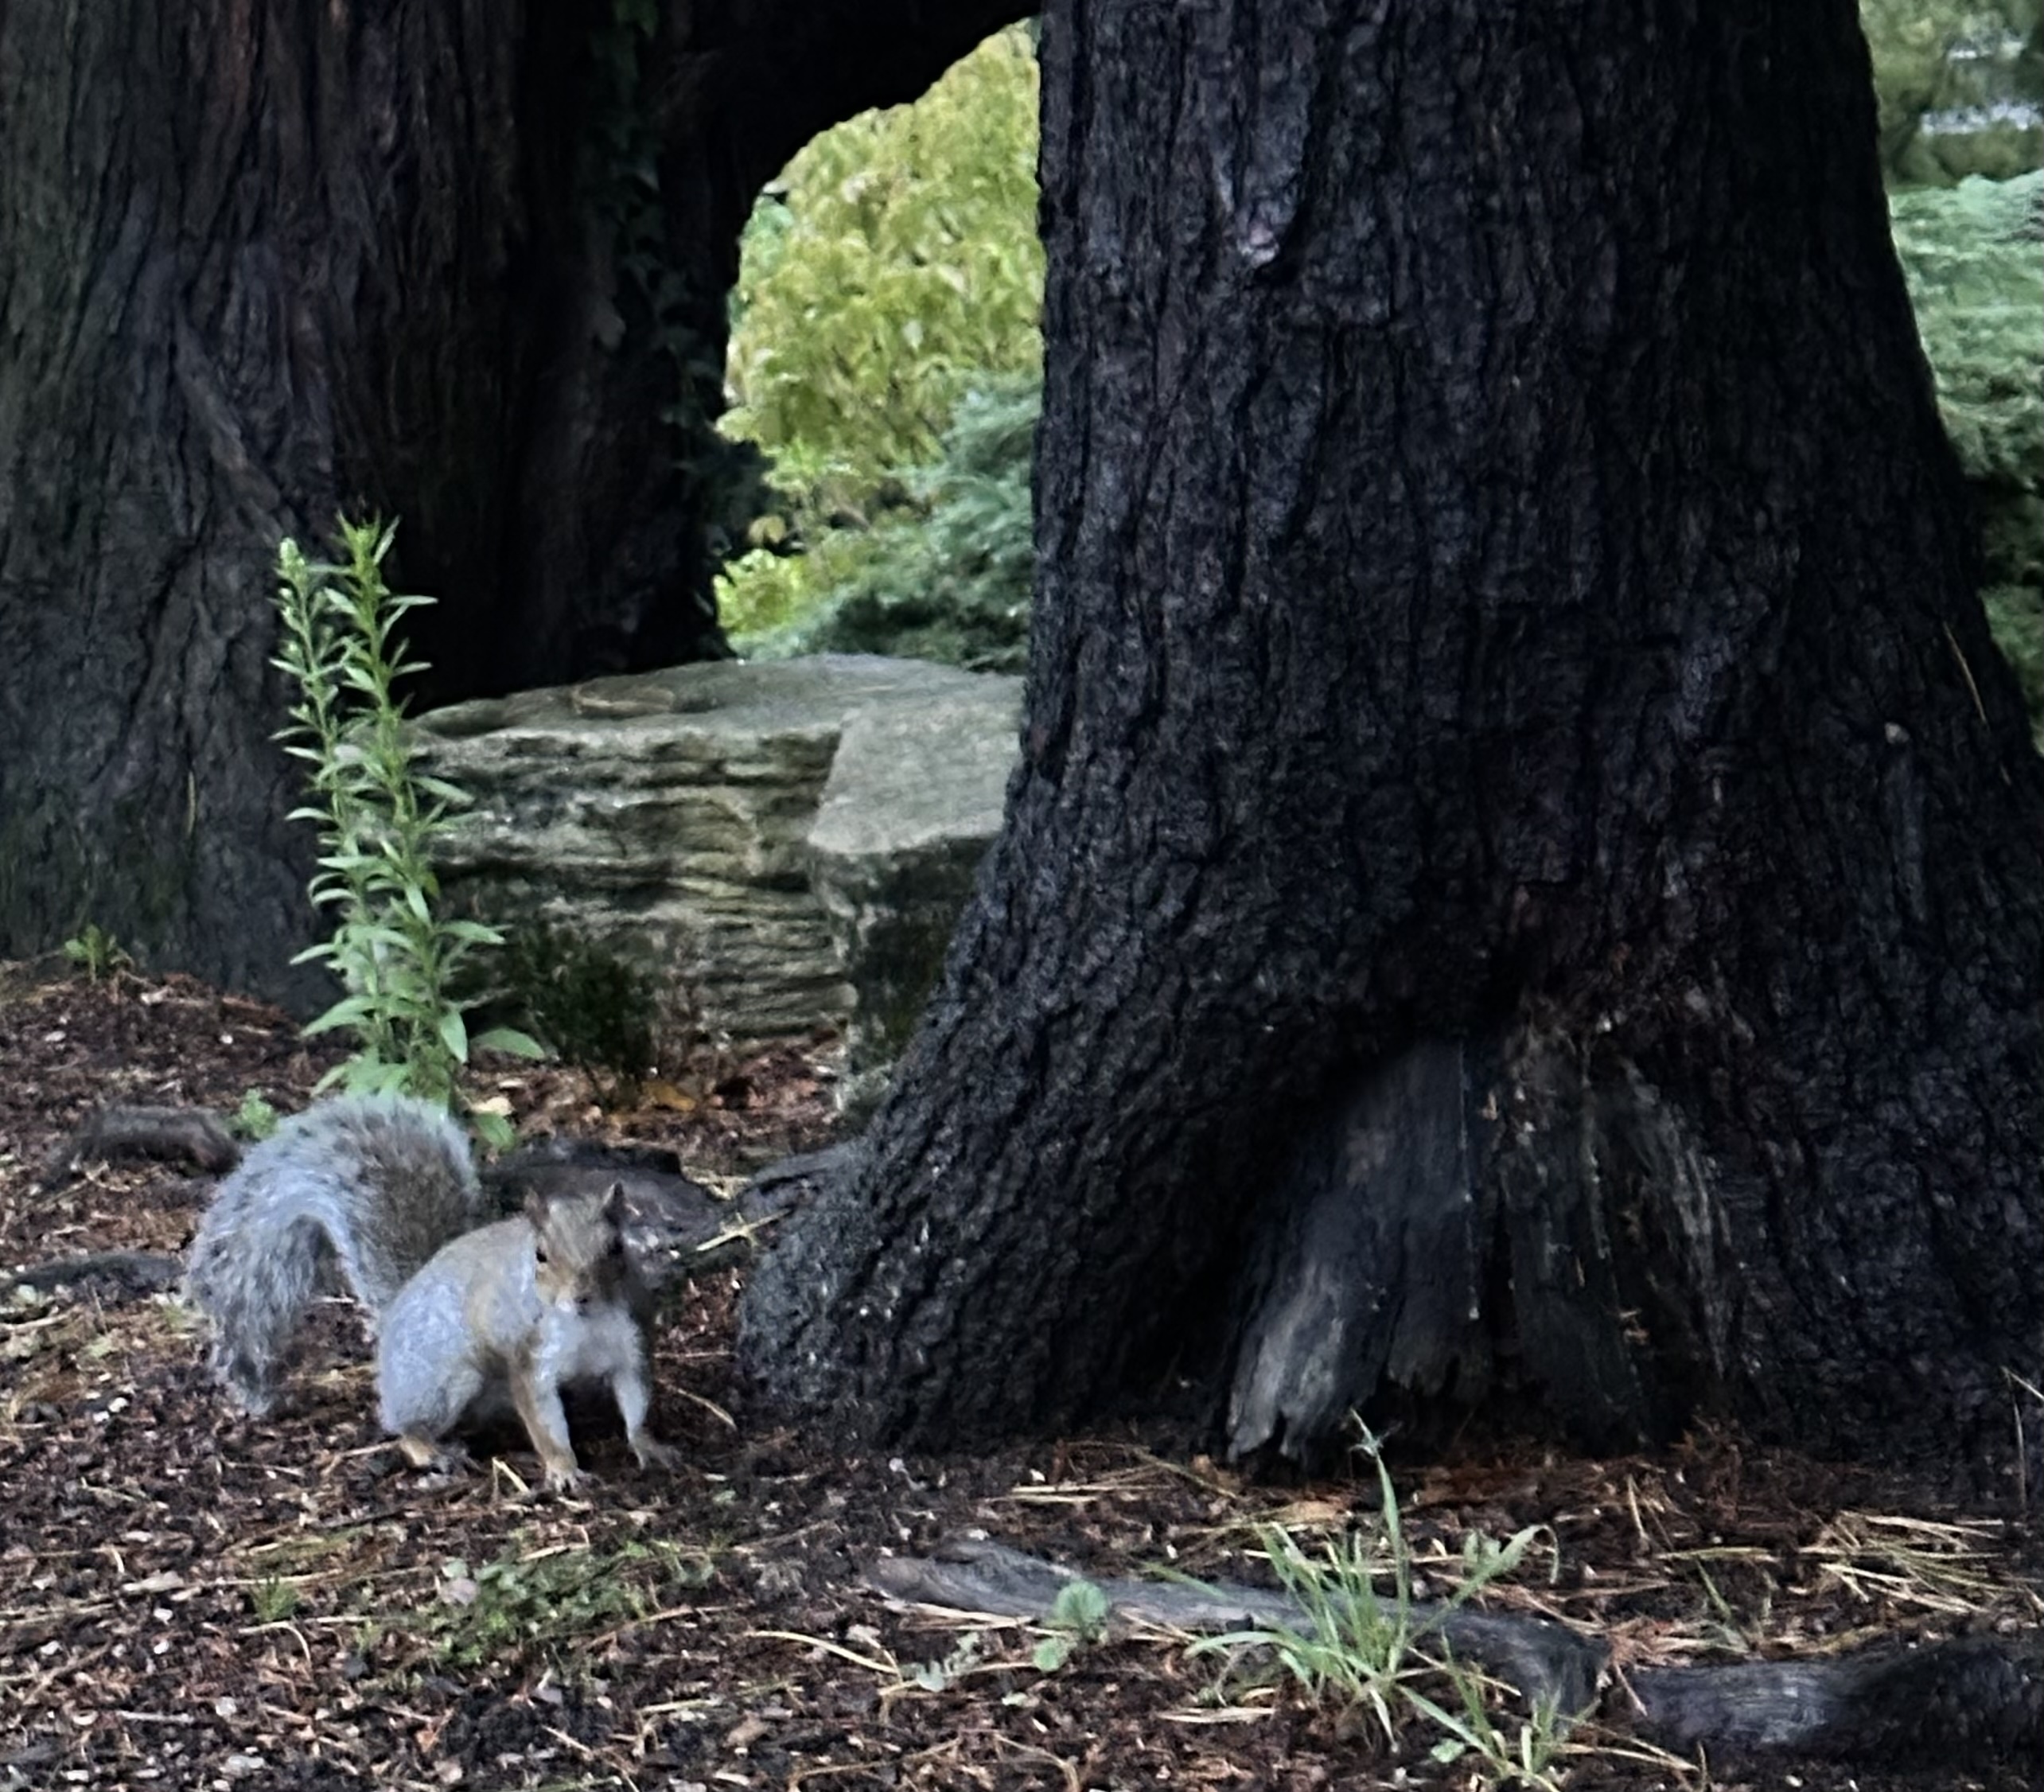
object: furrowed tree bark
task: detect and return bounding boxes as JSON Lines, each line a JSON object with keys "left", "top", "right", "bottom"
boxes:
{"left": 741, "top": 0, "right": 2044, "bottom": 1475}
{"left": 0, "top": 0, "right": 1023, "bottom": 1006}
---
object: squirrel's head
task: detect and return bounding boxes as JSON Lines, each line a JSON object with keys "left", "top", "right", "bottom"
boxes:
{"left": 525, "top": 1183, "right": 633, "bottom": 1314}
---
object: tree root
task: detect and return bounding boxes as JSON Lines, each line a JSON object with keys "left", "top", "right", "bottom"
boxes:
{"left": 38, "top": 1104, "right": 242, "bottom": 1189}
{"left": 868, "top": 1538, "right": 2041, "bottom": 1769}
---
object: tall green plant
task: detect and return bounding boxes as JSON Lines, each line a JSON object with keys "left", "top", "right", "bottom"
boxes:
{"left": 272, "top": 519, "right": 538, "bottom": 1125}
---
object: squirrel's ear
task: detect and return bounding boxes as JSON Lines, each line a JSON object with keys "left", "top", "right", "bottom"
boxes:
{"left": 600, "top": 1182, "right": 629, "bottom": 1226}
{"left": 523, "top": 1190, "right": 551, "bottom": 1228}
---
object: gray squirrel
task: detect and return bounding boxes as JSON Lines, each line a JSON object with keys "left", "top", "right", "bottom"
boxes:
{"left": 185, "top": 1094, "right": 676, "bottom": 1488}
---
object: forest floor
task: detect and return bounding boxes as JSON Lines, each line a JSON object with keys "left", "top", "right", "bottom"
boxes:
{"left": 0, "top": 965, "right": 2036, "bottom": 1792}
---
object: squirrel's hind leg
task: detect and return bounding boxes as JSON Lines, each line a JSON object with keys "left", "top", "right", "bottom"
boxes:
{"left": 394, "top": 1433, "right": 476, "bottom": 1475}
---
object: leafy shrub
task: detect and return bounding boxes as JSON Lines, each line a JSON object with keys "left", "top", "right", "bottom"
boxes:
{"left": 731, "top": 372, "right": 1038, "bottom": 669}
{"left": 724, "top": 26, "right": 1041, "bottom": 474}
{"left": 497, "top": 923, "right": 658, "bottom": 1087}
{"left": 711, "top": 442, "right": 906, "bottom": 641}
{"left": 716, "top": 27, "right": 1042, "bottom": 655}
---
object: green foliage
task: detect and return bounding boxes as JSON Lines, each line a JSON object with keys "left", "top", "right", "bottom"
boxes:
{"left": 1189, "top": 1431, "right": 1563, "bottom": 1789}
{"left": 716, "top": 28, "right": 1042, "bottom": 660}
{"left": 725, "top": 27, "right": 1042, "bottom": 474}
{"left": 1891, "top": 173, "right": 2044, "bottom": 494}
{"left": 61, "top": 923, "right": 133, "bottom": 981}
{"left": 272, "top": 520, "right": 543, "bottom": 1128}
{"left": 1984, "top": 584, "right": 2044, "bottom": 729}
{"left": 498, "top": 924, "right": 659, "bottom": 1089}
{"left": 231, "top": 1090, "right": 280, "bottom": 1143}
{"left": 249, "top": 1576, "right": 300, "bottom": 1625}
{"left": 1890, "top": 170, "right": 2044, "bottom": 741}
{"left": 1860, "top": 0, "right": 2043, "bottom": 185}
{"left": 712, "top": 443, "right": 907, "bottom": 641}
{"left": 728, "top": 372, "right": 1038, "bottom": 669}
{"left": 1031, "top": 1577, "right": 1112, "bottom": 1673}
{"left": 417, "top": 1540, "right": 716, "bottom": 1671}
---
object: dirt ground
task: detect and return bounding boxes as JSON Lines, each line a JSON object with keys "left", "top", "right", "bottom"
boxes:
{"left": 0, "top": 966, "right": 2036, "bottom": 1791}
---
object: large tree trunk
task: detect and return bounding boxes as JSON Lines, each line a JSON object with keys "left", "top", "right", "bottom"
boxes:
{"left": 0, "top": 0, "right": 1022, "bottom": 1006}
{"left": 741, "top": 0, "right": 2044, "bottom": 1477}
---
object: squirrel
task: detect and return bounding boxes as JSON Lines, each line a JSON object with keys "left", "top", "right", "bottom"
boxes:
{"left": 185, "top": 1093, "right": 677, "bottom": 1488}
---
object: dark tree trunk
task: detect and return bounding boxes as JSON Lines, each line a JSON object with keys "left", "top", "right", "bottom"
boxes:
{"left": 742, "top": 0, "right": 2044, "bottom": 1476}
{"left": 0, "top": 0, "right": 1023, "bottom": 1006}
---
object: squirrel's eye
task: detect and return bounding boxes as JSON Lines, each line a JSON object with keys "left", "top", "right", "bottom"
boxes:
{"left": 533, "top": 1249, "right": 549, "bottom": 1267}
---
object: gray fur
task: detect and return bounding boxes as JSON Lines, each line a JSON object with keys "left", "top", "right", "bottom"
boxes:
{"left": 183, "top": 1095, "right": 485, "bottom": 1414}
{"left": 375, "top": 1217, "right": 533, "bottom": 1439}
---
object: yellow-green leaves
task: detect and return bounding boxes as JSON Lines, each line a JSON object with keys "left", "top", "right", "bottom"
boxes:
{"left": 724, "top": 28, "right": 1042, "bottom": 481}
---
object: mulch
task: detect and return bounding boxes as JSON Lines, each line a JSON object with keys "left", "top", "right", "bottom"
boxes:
{"left": 0, "top": 964, "right": 2035, "bottom": 1790}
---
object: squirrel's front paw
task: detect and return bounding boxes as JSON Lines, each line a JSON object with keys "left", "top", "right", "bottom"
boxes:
{"left": 541, "top": 1458, "right": 587, "bottom": 1494}
{"left": 632, "top": 1433, "right": 681, "bottom": 1472}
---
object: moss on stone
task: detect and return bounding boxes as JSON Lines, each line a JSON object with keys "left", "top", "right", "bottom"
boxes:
{"left": 1891, "top": 170, "right": 2043, "bottom": 740}
{"left": 1862, "top": 0, "right": 2043, "bottom": 185}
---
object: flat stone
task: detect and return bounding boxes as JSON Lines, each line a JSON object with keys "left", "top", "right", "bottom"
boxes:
{"left": 414, "top": 655, "right": 1021, "bottom": 1085}
{"left": 808, "top": 683, "right": 1022, "bottom": 1118}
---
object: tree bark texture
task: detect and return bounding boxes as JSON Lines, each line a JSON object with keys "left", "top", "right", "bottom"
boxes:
{"left": 0, "top": 0, "right": 1023, "bottom": 1005}
{"left": 742, "top": 0, "right": 2044, "bottom": 1474}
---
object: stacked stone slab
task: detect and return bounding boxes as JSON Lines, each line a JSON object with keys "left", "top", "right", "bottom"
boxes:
{"left": 806, "top": 676, "right": 1020, "bottom": 1117}
{"left": 414, "top": 654, "right": 1022, "bottom": 1107}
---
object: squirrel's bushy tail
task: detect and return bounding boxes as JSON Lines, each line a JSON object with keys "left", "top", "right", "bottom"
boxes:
{"left": 185, "top": 1095, "right": 485, "bottom": 1414}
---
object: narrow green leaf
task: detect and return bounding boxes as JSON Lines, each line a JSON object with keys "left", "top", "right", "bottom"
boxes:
{"left": 473, "top": 1026, "right": 547, "bottom": 1061}
{"left": 469, "top": 1109, "right": 515, "bottom": 1151}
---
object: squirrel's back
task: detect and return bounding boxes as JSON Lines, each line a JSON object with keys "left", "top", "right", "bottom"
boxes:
{"left": 185, "top": 1093, "right": 485, "bottom": 1413}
